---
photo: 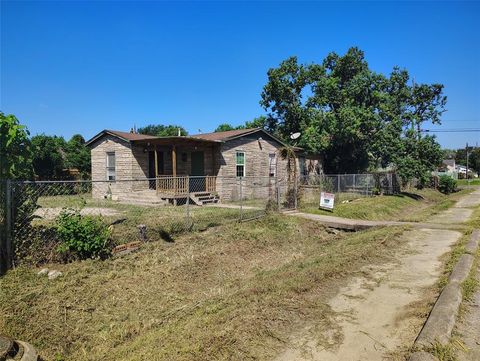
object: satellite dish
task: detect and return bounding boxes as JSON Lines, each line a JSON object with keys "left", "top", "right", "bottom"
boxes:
{"left": 290, "top": 132, "right": 301, "bottom": 140}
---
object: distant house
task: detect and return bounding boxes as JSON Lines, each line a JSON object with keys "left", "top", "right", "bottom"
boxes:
{"left": 86, "top": 128, "right": 322, "bottom": 204}
{"left": 441, "top": 159, "right": 456, "bottom": 172}
{"left": 436, "top": 159, "right": 458, "bottom": 179}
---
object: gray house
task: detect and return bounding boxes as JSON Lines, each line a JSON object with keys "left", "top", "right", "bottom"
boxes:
{"left": 86, "top": 128, "right": 322, "bottom": 205}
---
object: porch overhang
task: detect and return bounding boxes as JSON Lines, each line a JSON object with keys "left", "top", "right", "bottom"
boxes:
{"left": 132, "top": 136, "right": 222, "bottom": 148}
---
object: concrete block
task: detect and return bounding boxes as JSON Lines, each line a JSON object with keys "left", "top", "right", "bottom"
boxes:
{"left": 465, "top": 229, "right": 480, "bottom": 254}
{"left": 448, "top": 254, "right": 474, "bottom": 284}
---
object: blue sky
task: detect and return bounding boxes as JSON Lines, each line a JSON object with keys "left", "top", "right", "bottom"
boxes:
{"left": 1, "top": 1, "right": 479, "bottom": 149}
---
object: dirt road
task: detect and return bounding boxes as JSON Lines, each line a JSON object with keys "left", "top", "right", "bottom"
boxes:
{"left": 276, "top": 189, "right": 480, "bottom": 361}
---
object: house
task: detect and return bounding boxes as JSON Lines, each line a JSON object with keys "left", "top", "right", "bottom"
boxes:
{"left": 86, "top": 128, "right": 322, "bottom": 205}
{"left": 441, "top": 159, "right": 456, "bottom": 172}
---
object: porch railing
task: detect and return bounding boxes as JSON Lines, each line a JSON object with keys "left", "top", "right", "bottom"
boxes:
{"left": 156, "top": 176, "right": 217, "bottom": 196}
{"left": 206, "top": 176, "right": 216, "bottom": 192}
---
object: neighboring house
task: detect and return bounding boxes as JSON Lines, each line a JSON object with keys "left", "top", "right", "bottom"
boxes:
{"left": 435, "top": 159, "right": 458, "bottom": 179}
{"left": 86, "top": 128, "right": 322, "bottom": 204}
{"left": 441, "top": 159, "right": 456, "bottom": 172}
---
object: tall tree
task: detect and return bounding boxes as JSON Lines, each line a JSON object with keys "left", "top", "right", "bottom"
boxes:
{"left": 260, "top": 47, "right": 446, "bottom": 180}
{"left": 469, "top": 148, "right": 480, "bottom": 174}
{"left": 64, "top": 134, "right": 91, "bottom": 176}
{"left": 138, "top": 124, "right": 188, "bottom": 136}
{"left": 244, "top": 116, "right": 272, "bottom": 130}
{"left": 0, "top": 112, "right": 33, "bottom": 180}
{"left": 31, "top": 134, "right": 67, "bottom": 179}
{"left": 214, "top": 123, "right": 244, "bottom": 132}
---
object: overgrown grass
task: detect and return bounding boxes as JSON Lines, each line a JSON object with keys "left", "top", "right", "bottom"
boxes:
{"left": 34, "top": 194, "right": 264, "bottom": 244}
{"left": 424, "top": 341, "right": 458, "bottom": 361}
{"left": 437, "top": 233, "right": 470, "bottom": 291}
{"left": 300, "top": 188, "right": 472, "bottom": 222}
{"left": 0, "top": 215, "right": 407, "bottom": 361}
{"left": 457, "top": 179, "right": 480, "bottom": 186}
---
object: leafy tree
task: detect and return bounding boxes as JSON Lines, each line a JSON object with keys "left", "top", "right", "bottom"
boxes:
{"left": 0, "top": 113, "right": 35, "bottom": 273}
{"left": 0, "top": 112, "right": 34, "bottom": 180}
{"left": 31, "top": 134, "right": 67, "bottom": 179}
{"left": 244, "top": 116, "right": 272, "bottom": 130}
{"left": 441, "top": 148, "right": 456, "bottom": 160}
{"left": 214, "top": 123, "right": 244, "bottom": 132}
{"left": 64, "top": 134, "right": 91, "bottom": 176}
{"left": 214, "top": 116, "right": 275, "bottom": 132}
{"left": 467, "top": 147, "right": 480, "bottom": 174}
{"left": 138, "top": 124, "right": 188, "bottom": 136}
{"left": 260, "top": 47, "right": 446, "bottom": 181}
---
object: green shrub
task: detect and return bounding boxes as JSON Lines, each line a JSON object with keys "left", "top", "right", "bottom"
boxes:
{"left": 56, "top": 209, "right": 111, "bottom": 260}
{"left": 438, "top": 175, "right": 457, "bottom": 195}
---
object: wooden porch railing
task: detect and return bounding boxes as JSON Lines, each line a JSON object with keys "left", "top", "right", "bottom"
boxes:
{"left": 156, "top": 176, "right": 217, "bottom": 196}
{"left": 206, "top": 176, "right": 216, "bottom": 192}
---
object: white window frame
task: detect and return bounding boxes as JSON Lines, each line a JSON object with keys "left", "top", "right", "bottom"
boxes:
{"left": 106, "top": 151, "right": 116, "bottom": 181}
{"left": 236, "top": 151, "right": 246, "bottom": 178}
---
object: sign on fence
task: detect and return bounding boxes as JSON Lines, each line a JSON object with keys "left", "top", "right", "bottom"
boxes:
{"left": 320, "top": 192, "right": 335, "bottom": 210}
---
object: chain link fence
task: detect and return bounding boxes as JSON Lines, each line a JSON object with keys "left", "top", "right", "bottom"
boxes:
{"left": 298, "top": 172, "right": 400, "bottom": 209}
{"left": 0, "top": 180, "right": 8, "bottom": 273}
{"left": 1, "top": 176, "right": 293, "bottom": 268}
{"left": 0, "top": 173, "right": 398, "bottom": 271}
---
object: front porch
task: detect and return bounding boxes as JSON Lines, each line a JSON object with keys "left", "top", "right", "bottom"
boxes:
{"left": 155, "top": 175, "right": 219, "bottom": 205}
{"left": 133, "top": 136, "right": 222, "bottom": 205}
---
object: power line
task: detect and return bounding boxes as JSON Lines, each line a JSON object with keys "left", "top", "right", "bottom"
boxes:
{"left": 421, "top": 129, "right": 480, "bottom": 133}
{"left": 440, "top": 120, "right": 480, "bottom": 122}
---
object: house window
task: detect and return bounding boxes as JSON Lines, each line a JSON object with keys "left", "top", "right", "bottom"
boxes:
{"left": 299, "top": 156, "right": 307, "bottom": 177}
{"left": 269, "top": 153, "right": 276, "bottom": 177}
{"left": 106, "top": 152, "right": 116, "bottom": 181}
{"left": 236, "top": 151, "right": 245, "bottom": 177}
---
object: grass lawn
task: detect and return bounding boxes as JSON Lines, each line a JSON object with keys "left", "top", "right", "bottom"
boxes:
{"left": 33, "top": 194, "right": 265, "bottom": 244}
{"left": 457, "top": 178, "right": 480, "bottom": 186}
{"left": 300, "top": 188, "right": 473, "bottom": 222}
{"left": 0, "top": 216, "right": 407, "bottom": 361}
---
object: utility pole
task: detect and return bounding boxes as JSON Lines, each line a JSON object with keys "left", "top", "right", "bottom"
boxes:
{"left": 466, "top": 142, "right": 470, "bottom": 187}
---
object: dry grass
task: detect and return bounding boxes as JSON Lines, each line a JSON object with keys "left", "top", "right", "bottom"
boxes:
{"left": 300, "top": 188, "right": 472, "bottom": 222}
{"left": 0, "top": 215, "right": 407, "bottom": 361}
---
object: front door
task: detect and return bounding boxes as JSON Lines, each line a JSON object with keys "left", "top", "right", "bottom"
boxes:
{"left": 148, "top": 151, "right": 164, "bottom": 189}
{"left": 190, "top": 151, "right": 205, "bottom": 192}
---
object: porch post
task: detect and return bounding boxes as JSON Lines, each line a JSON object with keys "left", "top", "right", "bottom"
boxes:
{"left": 211, "top": 145, "right": 216, "bottom": 175}
{"left": 172, "top": 145, "right": 177, "bottom": 195}
{"left": 172, "top": 145, "right": 177, "bottom": 177}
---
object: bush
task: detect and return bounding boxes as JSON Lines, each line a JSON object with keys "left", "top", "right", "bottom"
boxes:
{"left": 56, "top": 209, "right": 111, "bottom": 260}
{"left": 438, "top": 175, "right": 457, "bottom": 195}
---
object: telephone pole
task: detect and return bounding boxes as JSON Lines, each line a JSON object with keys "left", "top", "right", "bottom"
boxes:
{"left": 466, "top": 142, "right": 470, "bottom": 186}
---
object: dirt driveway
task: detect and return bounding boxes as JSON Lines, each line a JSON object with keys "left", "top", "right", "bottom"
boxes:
{"left": 276, "top": 189, "right": 480, "bottom": 361}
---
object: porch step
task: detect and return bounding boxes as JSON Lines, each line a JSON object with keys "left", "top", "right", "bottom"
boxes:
{"left": 191, "top": 192, "right": 219, "bottom": 206}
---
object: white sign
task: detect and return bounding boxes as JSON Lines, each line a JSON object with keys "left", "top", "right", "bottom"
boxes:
{"left": 320, "top": 192, "right": 335, "bottom": 210}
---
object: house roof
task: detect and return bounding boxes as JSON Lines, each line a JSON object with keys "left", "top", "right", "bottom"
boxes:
{"left": 191, "top": 128, "right": 262, "bottom": 141}
{"left": 192, "top": 128, "right": 293, "bottom": 149}
{"left": 85, "top": 129, "right": 157, "bottom": 145}
{"left": 86, "top": 127, "right": 309, "bottom": 152}
{"left": 442, "top": 159, "right": 455, "bottom": 167}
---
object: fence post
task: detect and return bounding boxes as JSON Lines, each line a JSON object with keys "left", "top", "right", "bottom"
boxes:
{"left": 5, "top": 179, "right": 12, "bottom": 270}
{"left": 239, "top": 178, "right": 243, "bottom": 221}
{"left": 337, "top": 175, "right": 340, "bottom": 193}
{"left": 319, "top": 180, "right": 322, "bottom": 208}
{"left": 185, "top": 181, "right": 190, "bottom": 230}
{"left": 294, "top": 175, "right": 298, "bottom": 209}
